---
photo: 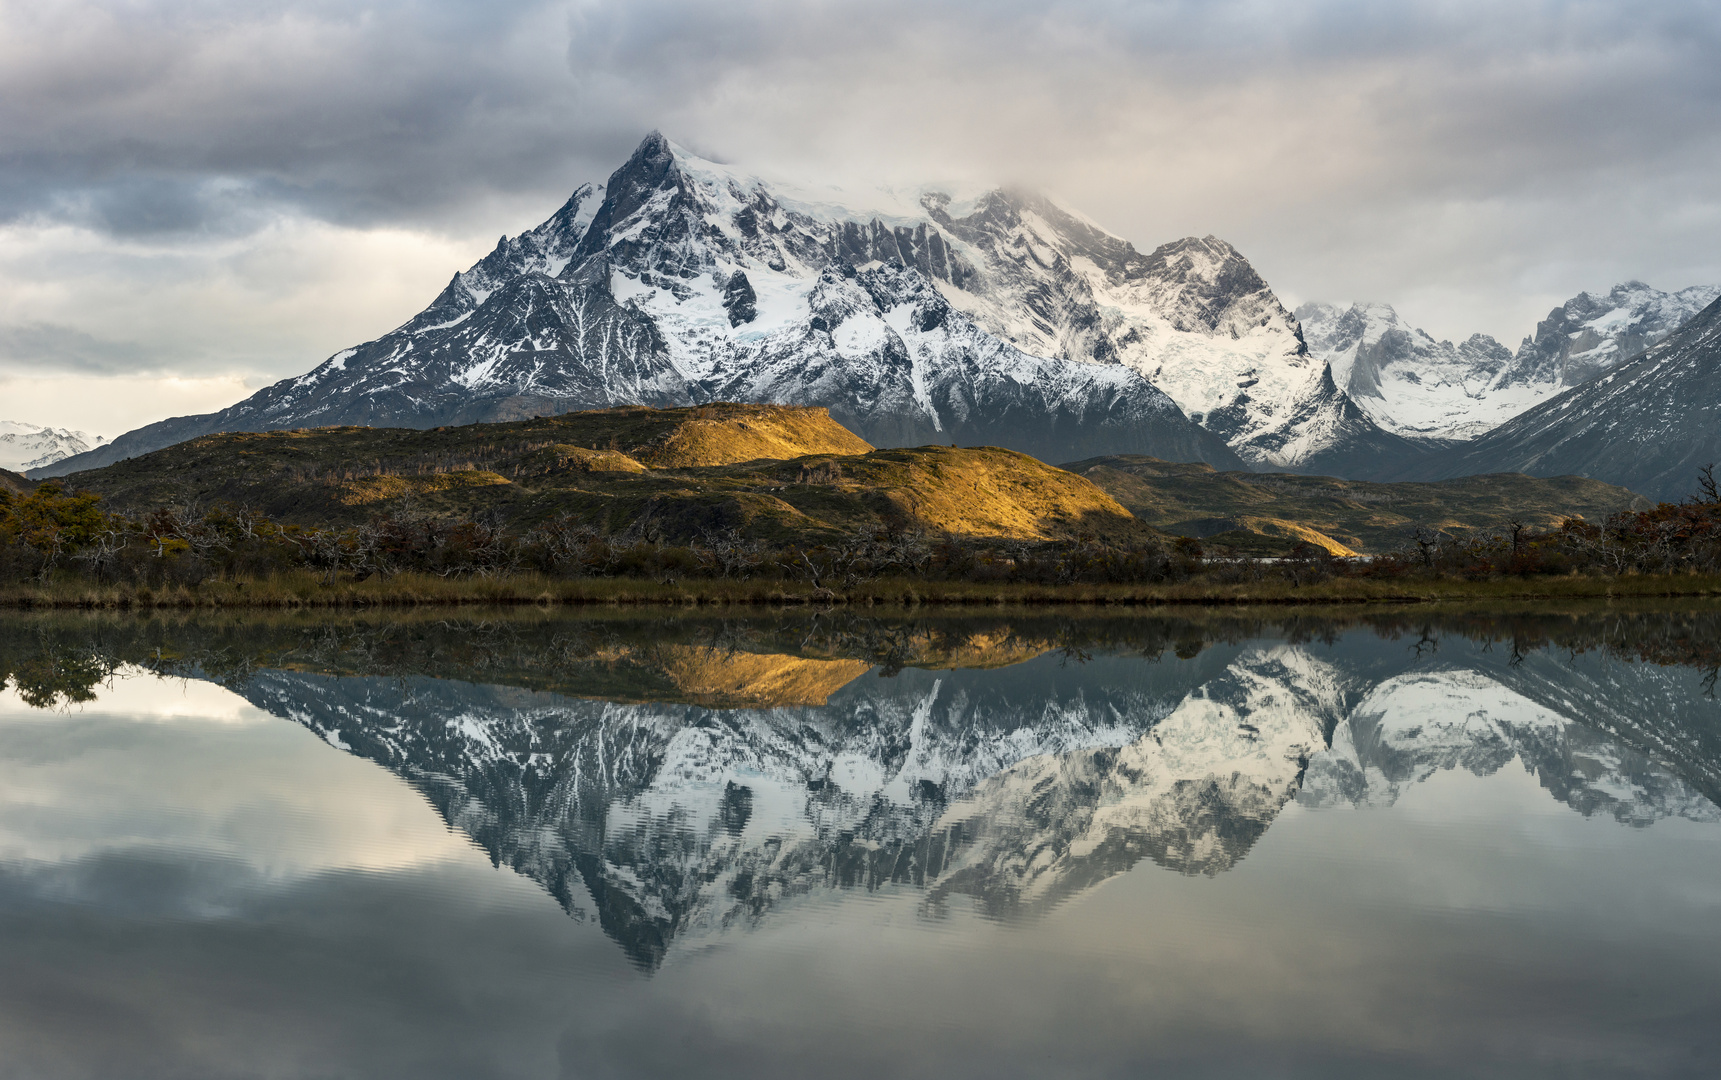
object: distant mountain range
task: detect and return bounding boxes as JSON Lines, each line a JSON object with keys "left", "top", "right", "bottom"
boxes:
{"left": 1399, "top": 294, "right": 1721, "bottom": 499}
{"left": 1297, "top": 282, "right": 1720, "bottom": 444}
{"left": 29, "top": 132, "right": 1721, "bottom": 499}
{"left": 0, "top": 420, "right": 105, "bottom": 472}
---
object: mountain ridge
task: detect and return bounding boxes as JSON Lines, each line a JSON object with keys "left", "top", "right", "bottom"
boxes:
{"left": 37, "top": 132, "right": 1424, "bottom": 479}
{"left": 1396, "top": 296, "right": 1721, "bottom": 501}
{"left": 0, "top": 421, "right": 106, "bottom": 472}
{"left": 1298, "top": 280, "right": 1720, "bottom": 445}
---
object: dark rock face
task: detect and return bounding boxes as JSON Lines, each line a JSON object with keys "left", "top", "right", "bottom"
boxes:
{"left": 721, "top": 270, "right": 757, "bottom": 326}
{"left": 1397, "top": 298, "right": 1721, "bottom": 501}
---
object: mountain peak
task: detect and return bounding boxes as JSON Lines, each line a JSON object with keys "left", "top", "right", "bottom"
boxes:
{"left": 0, "top": 420, "right": 106, "bottom": 471}
{"left": 1510, "top": 278, "right": 1721, "bottom": 388}
{"left": 1298, "top": 301, "right": 1525, "bottom": 442}
{"left": 1133, "top": 234, "right": 1274, "bottom": 337}
{"left": 35, "top": 135, "right": 1400, "bottom": 479}
{"left": 600, "top": 131, "right": 682, "bottom": 221}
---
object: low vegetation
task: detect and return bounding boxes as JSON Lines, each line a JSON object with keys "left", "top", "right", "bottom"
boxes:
{"left": 40, "top": 403, "right": 1145, "bottom": 544}
{"left": 1067, "top": 455, "right": 1646, "bottom": 555}
{"left": 3, "top": 406, "right": 1717, "bottom": 607}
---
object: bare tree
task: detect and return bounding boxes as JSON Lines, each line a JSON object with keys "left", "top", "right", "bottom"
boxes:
{"left": 1698, "top": 463, "right": 1719, "bottom": 505}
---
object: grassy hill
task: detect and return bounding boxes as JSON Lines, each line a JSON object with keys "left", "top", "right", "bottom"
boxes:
{"left": 60, "top": 404, "right": 1148, "bottom": 545}
{"left": 1065, "top": 455, "right": 1650, "bottom": 555}
{"left": 38, "top": 406, "right": 1656, "bottom": 559}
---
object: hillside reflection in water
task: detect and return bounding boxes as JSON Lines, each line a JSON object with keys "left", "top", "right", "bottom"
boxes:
{"left": 1, "top": 607, "right": 1719, "bottom": 1078}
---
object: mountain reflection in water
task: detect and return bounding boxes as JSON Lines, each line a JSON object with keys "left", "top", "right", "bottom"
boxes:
{"left": 3, "top": 608, "right": 1718, "bottom": 972}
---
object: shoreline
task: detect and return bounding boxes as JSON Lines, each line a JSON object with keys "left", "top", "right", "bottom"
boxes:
{"left": 4, "top": 571, "right": 1721, "bottom": 610}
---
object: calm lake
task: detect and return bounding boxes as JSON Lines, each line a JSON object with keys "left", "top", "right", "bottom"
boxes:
{"left": 1, "top": 606, "right": 1718, "bottom": 1079}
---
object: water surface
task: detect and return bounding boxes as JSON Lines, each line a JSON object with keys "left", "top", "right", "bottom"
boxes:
{"left": 1, "top": 607, "right": 1718, "bottom": 1078}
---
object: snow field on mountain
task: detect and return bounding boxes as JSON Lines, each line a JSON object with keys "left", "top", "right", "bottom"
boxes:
{"left": 606, "top": 139, "right": 1361, "bottom": 466}
{"left": 0, "top": 420, "right": 107, "bottom": 471}
{"left": 1301, "top": 281, "right": 1721, "bottom": 444}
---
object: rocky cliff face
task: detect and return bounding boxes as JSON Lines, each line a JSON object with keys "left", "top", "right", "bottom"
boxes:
{"left": 41, "top": 133, "right": 1440, "bottom": 479}
{"left": 1511, "top": 280, "right": 1721, "bottom": 388}
{"left": 1297, "top": 302, "right": 1527, "bottom": 443}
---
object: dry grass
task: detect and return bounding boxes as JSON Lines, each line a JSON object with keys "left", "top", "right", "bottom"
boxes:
{"left": 49, "top": 438, "right": 1152, "bottom": 547}
{"left": 1223, "top": 516, "right": 1358, "bottom": 556}
{"left": 639, "top": 406, "right": 872, "bottom": 467}
{"left": 836, "top": 446, "right": 1139, "bottom": 541}
{"left": 48, "top": 404, "right": 1147, "bottom": 544}
{"left": 337, "top": 469, "right": 513, "bottom": 505}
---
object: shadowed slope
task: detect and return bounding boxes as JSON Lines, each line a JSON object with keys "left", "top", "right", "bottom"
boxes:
{"left": 1066, "top": 454, "right": 1645, "bottom": 555}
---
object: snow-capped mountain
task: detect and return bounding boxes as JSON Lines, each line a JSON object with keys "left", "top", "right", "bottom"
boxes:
{"left": 1296, "top": 303, "right": 1533, "bottom": 442}
{"left": 1398, "top": 295, "right": 1721, "bottom": 500}
{"left": 0, "top": 420, "right": 105, "bottom": 472}
{"left": 1300, "top": 668, "right": 1720, "bottom": 825}
{"left": 892, "top": 191, "right": 1412, "bottom": 472}
{"left": 217, "top": 627, "right": 1720, "bottom": 968}
{"left": 38, "top": 132, "right": 1436, "bottom": 478}
{"left": 1298, "top": 281, "right": 1720, "bottom": 444}
{"left": 237, "top": 659, "right": 1197, "bottom": 969}
{"left": 1512, "top": 280, "right": 1721, "bottom": 388}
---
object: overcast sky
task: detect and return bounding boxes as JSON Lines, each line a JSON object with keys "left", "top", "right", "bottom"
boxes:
{"left": 3, "top": 0, "right": 1719, "bottom": 436}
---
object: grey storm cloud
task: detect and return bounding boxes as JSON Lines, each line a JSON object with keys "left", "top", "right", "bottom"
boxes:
{"left": 0, "top": 323, "right": 165, "bottom": 376}
{"left": 4, "top": 0, "right": 1718, "bottom": 236}
{"left": 1, "top": 0, "right": 1719, "bottom": 394}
